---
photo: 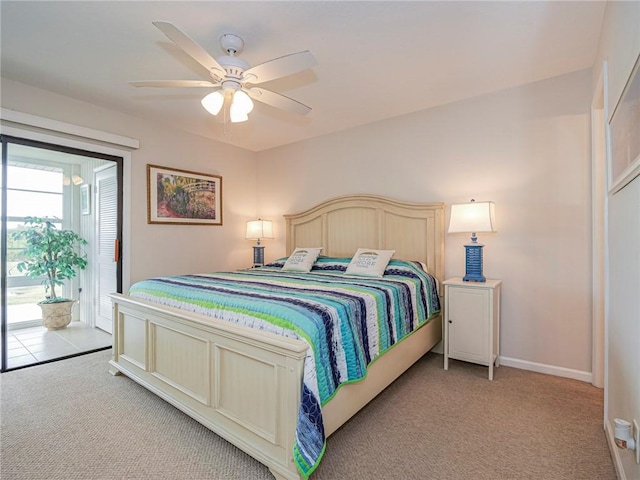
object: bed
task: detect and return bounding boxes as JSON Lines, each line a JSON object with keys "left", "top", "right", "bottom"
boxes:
{"left": 109, "top": 194, "right": 444, "bottom": 479}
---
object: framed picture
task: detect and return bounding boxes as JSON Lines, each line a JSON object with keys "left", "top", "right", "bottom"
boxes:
{"left": 608, "top": 53, "right": 640, "bottom": 193}
{"left": 80, "top": 184, "right": 91, "bottom": 215}
{"left": 147, "top": 164, "right": 223, "bottom": 225}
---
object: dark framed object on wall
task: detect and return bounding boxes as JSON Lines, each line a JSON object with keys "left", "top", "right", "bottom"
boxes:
{"left": 608, "top": 53, "right": 640, "bottom": 194}
{"left": 147, "top": 164, "right": 223, "bottom": 225}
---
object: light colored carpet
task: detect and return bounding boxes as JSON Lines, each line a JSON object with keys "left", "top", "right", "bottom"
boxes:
{"left": 0, "top": 350, "right": 615, "bottom": 480}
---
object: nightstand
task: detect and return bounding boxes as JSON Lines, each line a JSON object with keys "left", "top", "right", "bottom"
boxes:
{"left": 443, "top": 278, "right": 502, "bottom": 380}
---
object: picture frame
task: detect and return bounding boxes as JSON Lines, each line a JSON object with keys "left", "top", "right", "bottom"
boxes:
{"left": 147, "top": 164, "right": 223, "bottom": 225}
{"left": 80, "top": 184, "right": 91, "bottom": 215}
{"left": 608, "top": 53, "right": 640, "bottom": 194}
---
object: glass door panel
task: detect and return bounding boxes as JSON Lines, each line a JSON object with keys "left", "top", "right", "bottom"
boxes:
{"left": 2, "top": 139, "right": 116, "bottom": 371}
{"left": 6, "top": 159, "right": 65, "bottom": 330}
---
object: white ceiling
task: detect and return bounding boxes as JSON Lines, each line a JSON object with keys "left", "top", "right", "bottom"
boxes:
{"left": 0, "top": 1, "right": 606, "bottom": 152}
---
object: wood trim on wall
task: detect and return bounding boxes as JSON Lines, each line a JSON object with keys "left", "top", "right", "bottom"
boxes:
{"left": 0, "top": 108, "right": 140, "bottom": 149}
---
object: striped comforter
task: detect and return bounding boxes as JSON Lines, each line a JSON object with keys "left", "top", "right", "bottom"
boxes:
{"left": 128, "top": 257, "right": 440, "bottom": 478}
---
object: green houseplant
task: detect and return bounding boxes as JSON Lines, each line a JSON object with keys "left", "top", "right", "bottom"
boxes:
{"left": 12, "top": 217, "right": 88, "bottom": 329}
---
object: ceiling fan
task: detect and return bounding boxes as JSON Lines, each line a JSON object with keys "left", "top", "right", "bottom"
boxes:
{"left": 130, "top": 21, "right": 317, "bottom": 123}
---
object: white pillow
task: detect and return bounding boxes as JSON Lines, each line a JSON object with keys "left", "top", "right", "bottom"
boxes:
{"left": 282, "top": 247, "right": 323, "bottom": 272}
{"left": 345, "top": 248, "right": 395, "bottom": 277}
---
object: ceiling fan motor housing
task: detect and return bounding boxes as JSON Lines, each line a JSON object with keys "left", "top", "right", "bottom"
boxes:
{"left": 212, "top": 33, "right": 252, "bottom": 88}
{"left": 215, "top": 55, "right": 249, "bottom": 77}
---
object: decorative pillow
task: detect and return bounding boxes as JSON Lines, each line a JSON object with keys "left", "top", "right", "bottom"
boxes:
{"left": 345, "top": 248, "right": 395, "bottom": 277}
{"left": 282, "top": 247, "right": 323, "bottom": 272}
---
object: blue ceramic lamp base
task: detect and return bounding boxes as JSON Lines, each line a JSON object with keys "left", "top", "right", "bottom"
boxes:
{"left": 463, "top": 243, "right": 486, "bottom": 282}
{"left": 252, "top": 245, "right": 265, "bottom": 267}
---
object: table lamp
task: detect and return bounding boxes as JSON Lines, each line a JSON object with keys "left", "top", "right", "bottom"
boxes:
{"left": 448, "top": 200, "right": 496, "bottom": 282}
{"left": 246, "top": 219, "right": 274, "bottom": 267}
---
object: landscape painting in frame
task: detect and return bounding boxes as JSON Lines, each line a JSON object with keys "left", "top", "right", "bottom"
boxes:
{"left": 147, "top": 164, "right": 222, "bottom": 225}
{"left": 608, "top": 53, "right": 640, "bottom": 193}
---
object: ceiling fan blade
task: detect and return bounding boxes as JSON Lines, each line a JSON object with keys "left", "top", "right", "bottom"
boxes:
{"left": 243, "top": 51, "right": 317, "bottom": 85}
{"left": 152, "top": 21, "right": 226, "bottom": 78}
{"left": 247, "top": 88, "right": 312, "bottom": 116}
{"left": 129, "top": 80, "right": 220, "bottom": 88}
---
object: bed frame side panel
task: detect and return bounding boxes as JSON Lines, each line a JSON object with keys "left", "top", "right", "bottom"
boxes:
{"left": 109, "top": 295, "right": 307, "bottom": 480}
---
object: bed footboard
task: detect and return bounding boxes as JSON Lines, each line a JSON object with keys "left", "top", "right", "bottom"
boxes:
{"left": 109, "top": 293, "right": 308, "bottom": 480}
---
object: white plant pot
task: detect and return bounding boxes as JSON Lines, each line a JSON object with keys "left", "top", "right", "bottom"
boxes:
{"left": 39, "top": 301, "right": 75, "bottom": 330}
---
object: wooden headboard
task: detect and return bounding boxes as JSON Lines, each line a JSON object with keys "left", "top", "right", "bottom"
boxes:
{"left": 284, "top": 194, "right": 445, "bottom": 285}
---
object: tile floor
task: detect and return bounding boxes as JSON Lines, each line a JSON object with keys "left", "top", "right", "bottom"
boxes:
{"left": 5, "top": 321, "right": 112, "bottom": 369}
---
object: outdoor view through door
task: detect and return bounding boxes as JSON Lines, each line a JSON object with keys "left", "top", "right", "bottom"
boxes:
{"left": 1, "top": 136, "right": 123, "bottom": 371}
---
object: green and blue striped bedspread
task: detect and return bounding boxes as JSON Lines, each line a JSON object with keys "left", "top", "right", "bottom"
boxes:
{"left": 128, "top": 257, "right": 441, "bottom": 478}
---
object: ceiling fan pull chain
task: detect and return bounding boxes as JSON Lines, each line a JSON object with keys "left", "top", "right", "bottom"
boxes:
{"left": 223, "top": 102, "right": 233, "bottom": 140}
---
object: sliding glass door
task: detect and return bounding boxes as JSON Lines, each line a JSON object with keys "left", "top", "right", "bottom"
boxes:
{"left": 1, "top": 136, "right": 123, "bottom": 371}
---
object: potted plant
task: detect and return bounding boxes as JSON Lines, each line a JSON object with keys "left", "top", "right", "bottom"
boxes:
{"left": 11, "top": 217, "right": 88, "bottom": 330}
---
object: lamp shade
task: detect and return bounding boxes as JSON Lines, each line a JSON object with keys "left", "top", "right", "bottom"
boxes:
{"left": 201, "top": 91, "right": 224, "bottom": 115}
{"left": 233, "top": 90, "right": 254, "bottom": 114}
{"left": 448, "top": 201, "right": 497, "bottom": 234}
{"left": 230, "top": 103, "right": 249, "bottom": 123}
{"left": 246, "top": 219, "right": 274, "bottom": 240}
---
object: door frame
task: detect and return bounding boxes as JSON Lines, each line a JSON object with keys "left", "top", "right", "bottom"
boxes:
{"left": 591, "top": 63, "right": 607, "bottom": 391}
{"left": 0, "top": 120, "right": 133, "bottom": 372}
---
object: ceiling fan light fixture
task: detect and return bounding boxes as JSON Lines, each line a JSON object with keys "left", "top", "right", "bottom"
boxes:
{"left": 134, "top": 22, "right": 316, "bottom": 125}
{"left": 201, "top": 91, "right": 224, "bottom": 115}
{"left": 230, "top": 103, "right": 249, "bottom": 123}
{"left": 233, "top": 90, "right": 254, "bottom": 114}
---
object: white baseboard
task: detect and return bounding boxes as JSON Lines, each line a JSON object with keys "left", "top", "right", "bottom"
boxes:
{"left": 605, "top": 418, "right": 630, "bottom": 480}
{"left": 499, "top": 356, "right": 593, "bottom": 383}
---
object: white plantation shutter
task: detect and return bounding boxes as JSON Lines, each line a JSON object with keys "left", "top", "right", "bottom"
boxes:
{"left": 95, "top": 166, "right": 118, "bottom": 332}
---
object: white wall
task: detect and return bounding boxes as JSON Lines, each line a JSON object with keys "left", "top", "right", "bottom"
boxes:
{"left": 0, "top": 78, "right": 258, "bottom": 284}
{"left": 1, "top": 70, "right": 599, "bottom": 380}
{"left": 593, "top": 2, "right": 640, "bottom": 479}
{"left": 607, "top": 178, "right": 640, "bottom": 478}
{"left": 257, "top": 69, "right": 594, "bottom": 377}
